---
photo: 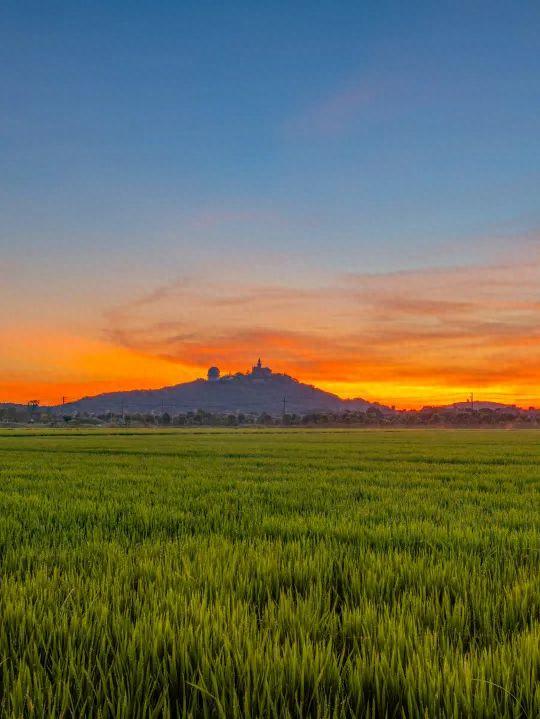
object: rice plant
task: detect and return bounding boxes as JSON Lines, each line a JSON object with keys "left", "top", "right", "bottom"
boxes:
{"left": 0, "top": 429, "right": 538, "bottom": 717}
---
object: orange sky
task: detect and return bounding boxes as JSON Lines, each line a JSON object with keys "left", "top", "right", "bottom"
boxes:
{"left": 3, "top": 4, "right": 540, "bottom": 413}
{"left": 2, "top": 253, "right": 540, "bottom": 409}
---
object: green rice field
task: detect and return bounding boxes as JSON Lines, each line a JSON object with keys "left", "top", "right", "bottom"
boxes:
{"left": 0, "top": 429, "right": 538, "bottom": 718}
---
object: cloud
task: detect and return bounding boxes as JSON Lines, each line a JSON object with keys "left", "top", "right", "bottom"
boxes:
{"left": 101, "top": 252, "right": 540, "bottom": 404}
{"left": 286, "top": 75, "right": 379, "bottom": 136}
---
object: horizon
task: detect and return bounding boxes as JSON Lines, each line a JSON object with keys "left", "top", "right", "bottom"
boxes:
{"left": 1, "top": 359, "right": 533, "bottom": 412}
{"left": 2, "top": 3, "right": 539, "bottom": 409}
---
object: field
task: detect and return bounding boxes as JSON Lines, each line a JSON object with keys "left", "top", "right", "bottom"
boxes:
{"left": 0, "top": 429, "right": 538, "bottom": 718}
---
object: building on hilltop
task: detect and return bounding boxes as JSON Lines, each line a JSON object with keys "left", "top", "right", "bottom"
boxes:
{"left": 207, "top": 359, "right": 272, "bottom": 382}
{"left": 251, "top": 358, "right": 272, "bottom": 379}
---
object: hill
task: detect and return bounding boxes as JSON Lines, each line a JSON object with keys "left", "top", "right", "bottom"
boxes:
{"left": 421, "top": 401, "right": 521, "bottom": 412}
{"left": 52, "top": 364, "right": 389, "bottom": 417}
{"left": 448, "top": 401, "right": 519, "bottom": 411}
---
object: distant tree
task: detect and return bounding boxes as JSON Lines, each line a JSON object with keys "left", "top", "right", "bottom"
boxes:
{"left": 366, "top": 407, "right": 383, "bottom": 419}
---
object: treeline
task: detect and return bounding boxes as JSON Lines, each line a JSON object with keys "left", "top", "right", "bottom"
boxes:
{"left": 297, "top": 407, "right": 540, "bottom": 427}
{"left": 2, "top": 405, "right": 539, "bottom": 428}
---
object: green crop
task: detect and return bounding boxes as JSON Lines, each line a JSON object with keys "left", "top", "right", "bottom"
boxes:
{"left": 0, "top": 429, "right": 538, "bottom": 717}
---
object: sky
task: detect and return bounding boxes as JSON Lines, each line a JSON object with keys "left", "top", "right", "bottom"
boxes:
{"left": 1, "top": 1, "right": 539, "bottom": 408}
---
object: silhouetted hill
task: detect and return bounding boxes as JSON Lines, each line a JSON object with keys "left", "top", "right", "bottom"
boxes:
{"left": 52, "top": 372, "right": 389, "bottom": 416}
{"left": 450, "top": 401, "right": 518, "bottom": 411}
{"left": 421, "top": 401, "right": 521, "bottom": 412}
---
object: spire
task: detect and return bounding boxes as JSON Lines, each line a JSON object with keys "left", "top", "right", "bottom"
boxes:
{"left": 257, "top": 358, "right": 262, "bottom": 368}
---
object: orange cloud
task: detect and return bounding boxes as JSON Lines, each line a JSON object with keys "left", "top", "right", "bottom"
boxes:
{"left": 93, "top": 254, "right": 540, "bottom": 408}
{"left": 2, "top": 251, "right": 539, "bottom": 409}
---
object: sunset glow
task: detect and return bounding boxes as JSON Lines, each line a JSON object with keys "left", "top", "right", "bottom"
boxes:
{"left": 1, "top": 4, "right": 539, "bottom": 410}
{"left": 3, "top": 249, "right": 539, "bottom": 409}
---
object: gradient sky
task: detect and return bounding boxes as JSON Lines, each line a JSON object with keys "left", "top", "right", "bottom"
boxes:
{"left": 1, "top": 1, "right": 539, "bottom": 408}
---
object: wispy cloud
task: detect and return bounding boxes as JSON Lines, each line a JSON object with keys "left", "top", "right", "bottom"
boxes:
{"left": 101, "top": 250, "right": 540, "bottom": 404}
{"left": 286, "top": 75, "right": 380, "bottom": 136}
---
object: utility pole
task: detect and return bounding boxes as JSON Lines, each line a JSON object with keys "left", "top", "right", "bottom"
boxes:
{"left": 469, "top": 392, "right": 474, "bottom": 411}
{"left": 282, "top": 395, "right": 287, "bottom": 420}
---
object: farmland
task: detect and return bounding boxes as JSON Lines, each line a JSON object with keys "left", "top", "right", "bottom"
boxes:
{"left": 0, "top": 429, "right": 538, "bottom": 718}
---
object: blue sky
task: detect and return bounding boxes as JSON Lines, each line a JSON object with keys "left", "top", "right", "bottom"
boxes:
{"left": 1, "top": 1, "right": 540, "bottom": 405}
